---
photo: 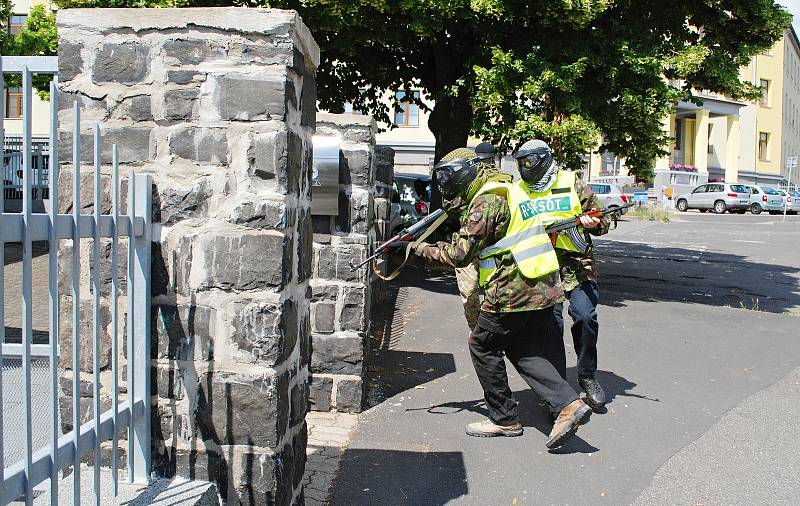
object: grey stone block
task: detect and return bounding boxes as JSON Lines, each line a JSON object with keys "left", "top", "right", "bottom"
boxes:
{"left": 58, "top": 41, "right": 83, "bottom": 82}
{"left": 163, "top": 39, "right": 224, "bottom": 64}
{"left": 196, "top": 370, "right": 288, "bottom": 447}
{"left": 152, "top": 362, "right": 185, "bottom": 400}
{"left": 163, "top": 88, "right": 200, "bottom": 120}
{"left": 124, "top": 95, "right": 152, "bottom": 121}
{"left": 59, "top": 296, "right": 113, "bottom": 373}
{"left": 229, "top": 40, "right": 296, "bottom": 65}
{"left": 214, "top": 74, "right": 286, "bottom": 120}
{"left": 230, "top": 299, "right": 298, "bottom": 367}
{"left": 308, "top": 376, "right": 332, "bottom": 411}
{"left": 192, "top": 230, "right": 290, "bottom": 291}
{"left": 167, "top": 70, "right": 203, "bottom": 85}
{"left": 315, "top": 244, "right": 365, "bottom": 282}
{"left": 228, "top": 198, "right": 290, "bottom": 230}
{"left": 298, "top": 208, "right": 313, "bottom": 282}
{"left": 374, "top": 145, "right": 395, "bottom": 186}
{"left": 340, "top": 286, "right": 366, "bottom": 332}
{"left": 168, "top": 126, "right": 227, "bottom": 164}
{"left": 93, "top": 43, "right": 150, "bottom": 84}
{"left": 312, "top": 302, "right": 335, "bottom": 334}
{"left": 310, "top": 334, "right": 364, "bottom": 375}
{"left": 311, "top": 284, "right": 338, "bottom": 302}
{"left": 335, "top": 377, "right": 364, "bottom": 413}
{"left": 289, "top": 380, "right": 308, "bottom": 428}
{"left": 341, "top": 147, "right": 372, "bottom": 187}
{"left": 152, "top": 303, "right": 215, "bottom": 361}
{"left": 155, "top": 177, "right": 213, "bottom": 225}
{"left": 59, "top": 126, "right": 152, "bottom": 165}
{"left": 251, "top": 130, "right": 303, "bottom": 194}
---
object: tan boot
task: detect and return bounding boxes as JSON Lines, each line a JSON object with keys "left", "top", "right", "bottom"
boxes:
{"left": 465, "top": 419, "right": 523, "bottom": 437}
{"left": 545, "top": 399, "right": 592, "bottom": 449}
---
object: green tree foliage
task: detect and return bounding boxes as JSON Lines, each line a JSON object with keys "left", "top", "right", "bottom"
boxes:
{"left": 32, "top": 1, "right": 792, "bottom": 178}
{"left": 264, "top": 0, "right": 790, "bottom": 177}
{"left": 2, "top": 5, "right": 59, "bottom": 97}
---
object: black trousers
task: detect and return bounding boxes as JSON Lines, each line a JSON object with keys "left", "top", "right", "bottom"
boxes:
{"left": 553, "top": 281, "right": 600, "bottom": 379}
{"left": 469, "top": 309, "right": 579, "bottom": 425}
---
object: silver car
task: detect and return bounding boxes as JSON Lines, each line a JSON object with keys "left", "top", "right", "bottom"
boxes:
{"left": 786, "top": 190, "right": 800, "bottom": 214}
{"left": 391, "top": 173, "right": 432, "bottom": 233}
{"left": 779, "top": 190, "right": 800, "bottom": 214}
{"left": 745, "top": 184, "right": 784, "bottom": 214}
{"left": 675, "top": 183, "right": 751, "bottom": 214}
{"left": 589, "top": 183, "right": 630, "bottom": 214}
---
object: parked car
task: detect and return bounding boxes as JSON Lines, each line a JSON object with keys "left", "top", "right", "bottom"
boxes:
{"left": 744, "top": 184, "right": 784, "bottom": 214}
{"left": 675, "top": 183, "right": 751, "bottom": 214}
{"left": 391, "top": 173, "right": 432, "bottom": 232}
{"left": 777, "top": 189, "right": 800, "bottom": 214}
{"left": 789, "top": 190, "right": 800, "bottom": 214}
{"left": 589, "top": 183, "right": 630, "bottom": 214}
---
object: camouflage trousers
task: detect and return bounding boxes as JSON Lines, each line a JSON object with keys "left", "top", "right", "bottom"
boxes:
{"left": 455, "top": 261, "right": 481, "bottom": 330}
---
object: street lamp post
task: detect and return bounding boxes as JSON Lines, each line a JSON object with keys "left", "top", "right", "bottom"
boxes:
{"left": 784, "top": 155, "right": 797, "bottom": 221}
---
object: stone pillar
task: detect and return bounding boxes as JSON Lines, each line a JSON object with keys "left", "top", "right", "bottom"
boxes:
{"left": 57, "top": 8, "right": 319, "bottom": 505}
{"left": 694, "top": 109, "right": 710, "bottom": 172}
{"left": 725, "top": 114, "right": 741, "bottom": 182}
{"left": 308, "top": 113, "right": 377, "bottom": 413}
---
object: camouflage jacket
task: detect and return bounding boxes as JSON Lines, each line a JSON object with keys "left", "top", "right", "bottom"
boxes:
{"left": 413, "top": 193, "right": 563, "bottom": 313}
{"left": 556, "top": 177, "right": 610, "bottom": 292}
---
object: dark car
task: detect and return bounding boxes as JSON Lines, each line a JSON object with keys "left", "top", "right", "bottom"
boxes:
{"left": 392, "top": 173, "right": 432, "bottom": 232}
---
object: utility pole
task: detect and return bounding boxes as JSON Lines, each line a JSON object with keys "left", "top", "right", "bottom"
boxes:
{"left": 784, "top": 155, "right": 797, "bottom": 221}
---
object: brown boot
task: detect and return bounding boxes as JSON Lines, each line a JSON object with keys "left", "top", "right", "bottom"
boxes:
{"left": 545, "top": 399, "right": 592, "bottom": 449}
{"left": 465, "top": 419, "right": 523, "bottom": 437}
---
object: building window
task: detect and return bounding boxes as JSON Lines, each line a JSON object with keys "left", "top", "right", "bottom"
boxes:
{"left": 394, "top": 91, "right": 420, "bottom": 127}
{"left": 759, "top": 132, "right": 770, "bottom": 162}
{"left": 4, "top": 87, "right": 23, "bottom": 119}
{"left": 342, "top": 102, "right": 364, "bottom": 115}
{"left": 759, "top": 79, "right": 770, "bottom": 107}
{"left": 8, "top": 14, "right": 27, "bottom": 35}
{"left": 674, "top": 119, "right": 682, "bottom": 151}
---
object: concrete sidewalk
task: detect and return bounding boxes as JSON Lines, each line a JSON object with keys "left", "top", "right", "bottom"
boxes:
{"left": 329, "top": 216, "right": 800, "bottom": 505}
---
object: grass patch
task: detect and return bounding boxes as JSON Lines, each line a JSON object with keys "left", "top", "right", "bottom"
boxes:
{"left": 626, "top": 205, "right": 671, "bottom": 222}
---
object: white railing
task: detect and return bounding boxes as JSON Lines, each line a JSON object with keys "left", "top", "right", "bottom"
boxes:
{"left": 590, "top": 175, "right": 636, "bottom": 187}
{"left": 1, "top": 55, "right": 152, "bottom": 505}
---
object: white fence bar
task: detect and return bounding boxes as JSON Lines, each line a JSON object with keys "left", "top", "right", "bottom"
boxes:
{"left": 2, "top": 400, "right": 144, "bottom": 503}
{"left": 71, "top": 102, "right": 82, "bottom": 506}
{"left": 0, "top": 56, "right": 59, "bottom": 74}
{"left": 126, "top": 171, "right": 135, "bottom": 484}
{"left": 0, "top": 213, "right": 143, "bottom": 242}
{"left": 130, "top": 174, "right": 152, "bottom": 484}
{"left": 21, "top": 66, "right": 34, "bottom": 506}
{"left": 0, "top": 54, "right": 7, "bottom": 482}
{"left": 111, "top": 146, "right": 120, "bottom": 496}
{"left": 47, "top": 77, "right": 60, "bottom": 506}
{"left": 92, "top": 124, "right": 102, "bottom": 506}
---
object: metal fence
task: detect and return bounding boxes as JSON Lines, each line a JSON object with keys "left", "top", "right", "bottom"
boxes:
{"left": 1, "top": 56, "right": 153, "bottom": 505}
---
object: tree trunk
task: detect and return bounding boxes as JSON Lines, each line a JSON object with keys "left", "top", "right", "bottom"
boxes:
{"left": 428, "top": 91, "right": 473, "bottom": 164}
{"left": 427, "top": 91, "right": 473, "bottom": 213}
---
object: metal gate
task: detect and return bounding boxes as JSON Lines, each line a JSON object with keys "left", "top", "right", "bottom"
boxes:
{"left": 1, "top": 56, "right": 152, "bottom": 505}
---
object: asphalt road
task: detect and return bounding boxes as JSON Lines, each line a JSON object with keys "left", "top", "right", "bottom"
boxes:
{"left": 330, "top": 212, "right": 800, "bottom": 505}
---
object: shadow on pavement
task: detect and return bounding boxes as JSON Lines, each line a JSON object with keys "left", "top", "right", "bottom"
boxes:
{"left": 365, "top": 349, "right": 456, "bottom": 409}
{"left": 595, "top": 240, "right": 800, "bottom": 313}
{"left": 329, "top": 449, "right": 467, "bottom": 505}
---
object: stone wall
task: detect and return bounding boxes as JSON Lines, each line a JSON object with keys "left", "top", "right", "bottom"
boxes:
{"left": 308, "top": 113, "right": 377, "bottom": 413}
{"left": 56, "top": 8, "right": 319, "bottom": 505}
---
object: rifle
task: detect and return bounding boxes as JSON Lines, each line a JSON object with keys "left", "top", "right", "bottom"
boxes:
{"left": 350, "top": 208, "right": 447, "bottom": 272}
{"left": 545, "top": 203, "right": 633, "bottom": 254}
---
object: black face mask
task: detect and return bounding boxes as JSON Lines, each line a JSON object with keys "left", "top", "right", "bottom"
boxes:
{"left": 433, "top": 158, "right": 479, "bottom": 199}
{"left": 516, "top": 147, "right": 553, "bottom": 184}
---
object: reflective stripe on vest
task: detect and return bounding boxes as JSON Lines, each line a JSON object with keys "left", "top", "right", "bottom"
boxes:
{"left": 473, "top": 182, "right": 560, "bottom": 287}
{"left": 517, "top": 171, "right": 583, "bottom": 252}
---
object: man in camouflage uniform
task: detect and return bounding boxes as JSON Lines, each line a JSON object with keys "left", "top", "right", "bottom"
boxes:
{"left": 551, "top": 180, "right": 610, "bottom": 408}
{"left": 437, "top": 146, "right": 512, "bottom": 330}
{"left": 411, "top": 153, "right": 591, "bottom": 449}
{"left": 512, "top": 140, "right": 610, "bottom": 409}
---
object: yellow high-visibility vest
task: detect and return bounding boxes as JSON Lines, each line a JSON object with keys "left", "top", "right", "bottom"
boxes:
{"left": 516, "top": 171, "right": 584, "bottom": 253}
{"left": 474, "top": 182, "right": 560, "bottom": 287}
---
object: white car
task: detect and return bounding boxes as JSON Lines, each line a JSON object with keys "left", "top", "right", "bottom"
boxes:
{"left": 744, "top": 184, "right": 784, "bottom": 214}
{"left": 589, "top": 183, "right": 630, "bottom": 214}
{"left": 675, "top": 183, "right": 751, "bottom": 214}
